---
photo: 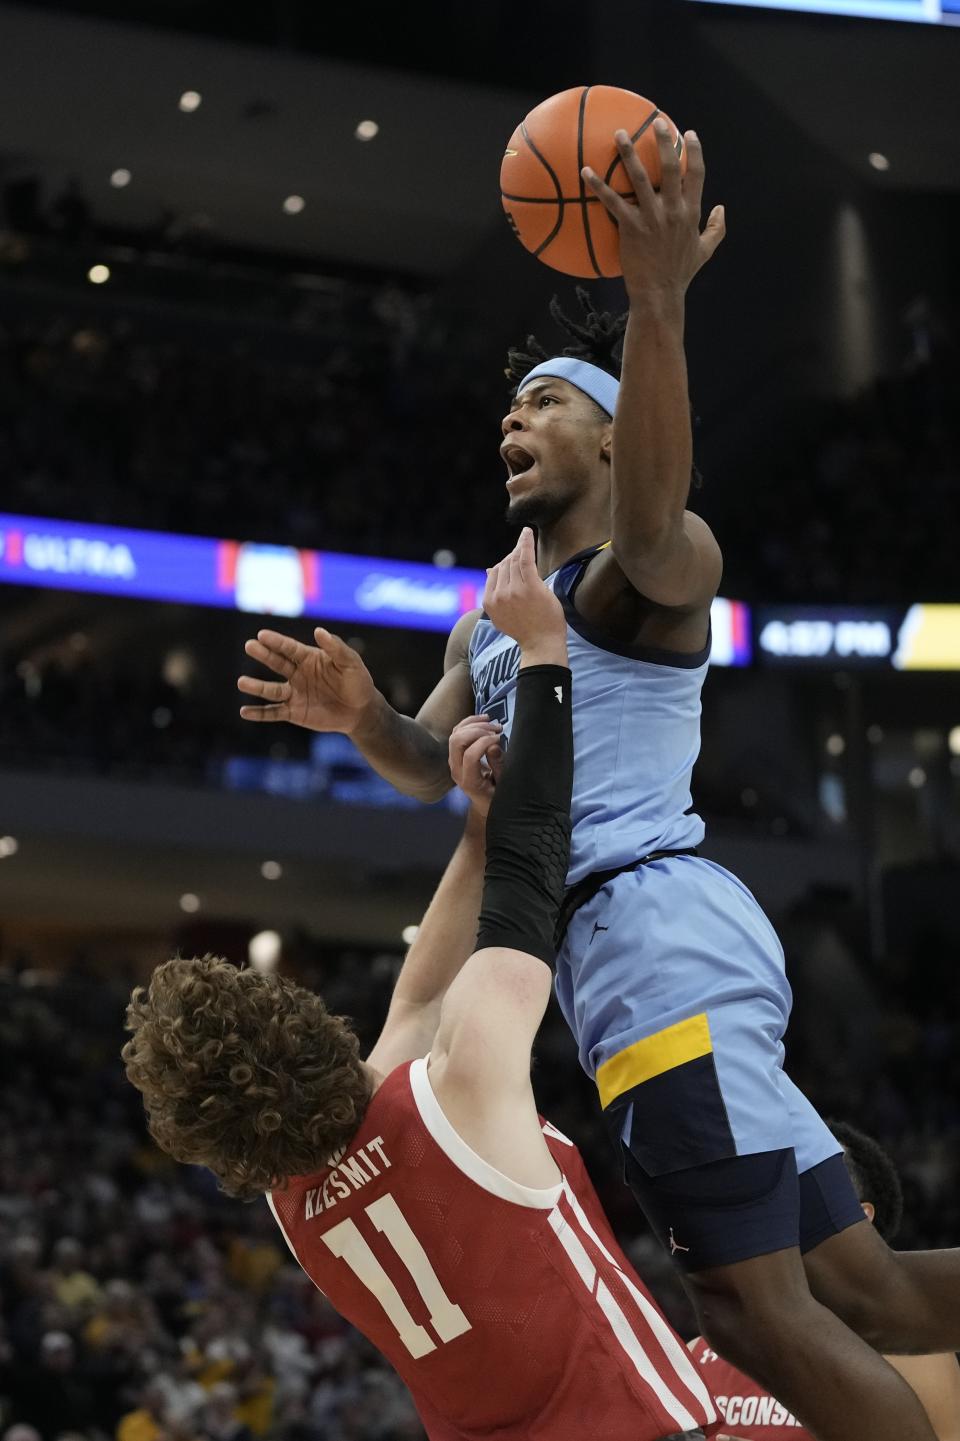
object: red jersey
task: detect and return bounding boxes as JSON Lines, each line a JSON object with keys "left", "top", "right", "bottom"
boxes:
{"left": 689, "top": 1338, "right": 813, "bottom": 1438}
{"left": 268, "top": 1058, "right": 718, "bottom": 1441}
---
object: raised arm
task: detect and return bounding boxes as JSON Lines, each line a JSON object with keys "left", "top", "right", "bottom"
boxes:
{"left": 584, "top": 124, "right": 725, "bottom": 610}
{"left": 238, "top": 609, "right": 479, "bottom": 802}
{"left": 365, "top": 799, "right": 491, "bottom": 1076}
{"left": 431, "top": 530, "right": 573, "bottom": 1094}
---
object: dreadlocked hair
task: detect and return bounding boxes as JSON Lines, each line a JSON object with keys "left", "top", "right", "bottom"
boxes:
{"left": 505, "top": 287, "right": 702, "bottom": 489}
{"left": 506, "top": 287, "right": 627, "bottom": 390}
{"left": 827, "top": 1120, "right": 904, "bottom": 1244}
{"left": 122, "top": 955, "right": 372, "bottom": 1201}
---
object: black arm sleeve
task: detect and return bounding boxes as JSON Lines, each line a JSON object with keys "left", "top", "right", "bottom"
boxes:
{"left": 474, "top": 663, "right": 573, "bottom": 966}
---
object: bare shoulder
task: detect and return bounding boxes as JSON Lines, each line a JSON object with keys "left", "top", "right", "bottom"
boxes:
{"left": 427, "top": 947, "right": 560, "bottom": 1191}
{"left": 682, "top": 509, "right": 723, "bottom": 565}
{"left": 427, "top": 1047, "right": 562, "bottom": 1193}
{"left": 416, "top": 609, "right": 481, "bottom": 740}
{"left": 574, "top": 513, "right": 720, "bottom": 651}
{"left": 444, "top": 607, "right": 483, "bottom": 670}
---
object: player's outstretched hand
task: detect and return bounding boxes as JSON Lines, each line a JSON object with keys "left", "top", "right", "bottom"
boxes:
{"left": 238, "top": 627, "right": 378, "bottom": 734}
{"left": 582, "top": 125, "right": 725, "bottom": 305}
{"left": 483, "top": 528, "right": 567, "bottom": 665}
{"left": 448, "top": 715, "right": 504, "bottom": 818}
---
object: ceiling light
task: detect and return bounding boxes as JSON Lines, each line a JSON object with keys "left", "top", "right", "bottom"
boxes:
{"left": 401, "top": 924, "right": 419, "bottom": 946}
{"left": 355, "top": 119, "right": 379, "bottom": 142}
{"left": 179, "top": 892, "right": 200, "bottom": 913}
{"left": 825, "top": 733, "right": 845, "bottom": 757}
{"left": 0, "top": 836, "right": 19, "bottom": 859}
{"left": 261, "top": 860, "right": 283, "bottom": 880}
{"left": 87, "top": 264, "right": 110, "bottom": 285}
{"left": 433, "top": 549, "right": 456, "bottom": 569}
{"left": 948, "top": 726, "right": 960, "bottom": 757}
{"left": 908, "top": 767, "right": 926, "bottom": 789}
{"left": 868, "top": 152, "right": 890, "bottom": 172}
{"left": 179, "top": 90, "right": 202, "bottom": 113}
{"left": 249, "top": 930, "right": 282, "bottom": 971}
{"left": 110, "top": 168, "right": 131, "bottom": 189}
{"left": 283, "top": 194, "right": 305, "bottom": 215}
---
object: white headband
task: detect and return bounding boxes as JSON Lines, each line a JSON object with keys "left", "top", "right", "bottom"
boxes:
{"left": 517, "top": 357, "right": 619, "bottom": 417}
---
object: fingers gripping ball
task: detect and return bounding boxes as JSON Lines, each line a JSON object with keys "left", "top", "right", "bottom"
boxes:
{"left": 500, "top": 84, "right": 687, "bottom": 278}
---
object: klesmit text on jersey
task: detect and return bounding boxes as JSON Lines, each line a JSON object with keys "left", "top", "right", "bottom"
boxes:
{"left": 303, "top": 1138, "right": 392, "bottom": 1219}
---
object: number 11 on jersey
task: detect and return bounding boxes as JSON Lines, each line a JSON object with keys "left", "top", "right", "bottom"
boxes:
{"left": 321, "top": 1192, "right": 472, "bottom": 1359}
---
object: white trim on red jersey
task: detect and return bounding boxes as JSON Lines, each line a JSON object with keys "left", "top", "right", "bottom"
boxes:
{"left": 409, "top": 1057, "right": 564, "bottom": 1210}
{"left": 558, "top": 1181, "right": 718, "bottom": 1425}
{"left": 540, "top": 1119, "right": 575, "bottom": 1147}
{"left": 546, "top": 1189, "right": 718, "bottom": 1434}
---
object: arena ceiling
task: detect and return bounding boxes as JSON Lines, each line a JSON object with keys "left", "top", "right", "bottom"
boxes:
{"left": 0, "top": 2, "right": 956, "bottom": 280}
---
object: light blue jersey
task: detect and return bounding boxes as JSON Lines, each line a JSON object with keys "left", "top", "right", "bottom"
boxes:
{"left": 468, "top": 541, "right": 841, "bottom": 1183}
{"left": 469, "top": 543, "right": 707, "bottom": 887}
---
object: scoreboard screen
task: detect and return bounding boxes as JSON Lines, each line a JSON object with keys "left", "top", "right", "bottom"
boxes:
{"left": 689, "top": 0, "right": 959, "bottom": 22}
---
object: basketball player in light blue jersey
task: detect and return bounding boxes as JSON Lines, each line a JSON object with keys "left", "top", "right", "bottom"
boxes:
{"left": 239, "top": 125, "right": 960, "bottom": 1441}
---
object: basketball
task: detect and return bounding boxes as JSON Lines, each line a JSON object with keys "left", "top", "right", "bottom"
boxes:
{"left": 500, "top": 84, "right": 688, "bottom": 279}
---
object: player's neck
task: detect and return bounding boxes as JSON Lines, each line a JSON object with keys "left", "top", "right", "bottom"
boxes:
{"left": 536, "top": 516, "right": 609, "bottom": 578}
{"left": 533, "top": 488, "right": 610, "bottom": 577}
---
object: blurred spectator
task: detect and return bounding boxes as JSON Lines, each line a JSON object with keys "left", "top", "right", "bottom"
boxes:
{"left": 201, "top": 1383, "right": 253, "bottom": 1441}
{"left": 116, "top": 1378, "right": 171, "bottom": 1441}
{"left": 49, "top": 1240, "right": 101, "bottom": 1318}
{"left": 5, "top": 1332, "right": 98, "bottom": 1437}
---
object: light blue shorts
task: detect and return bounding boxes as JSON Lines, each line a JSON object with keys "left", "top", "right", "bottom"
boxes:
{"left": 555, "top": 854, "right": 841, "bottom": 1177}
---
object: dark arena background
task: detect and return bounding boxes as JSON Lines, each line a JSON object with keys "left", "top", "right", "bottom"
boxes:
{"left": 1, "top": 1, "right": 959, "bottom": 1437}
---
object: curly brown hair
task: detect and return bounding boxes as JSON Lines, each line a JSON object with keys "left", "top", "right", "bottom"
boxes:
{"left": 122, "top": 955, "right": 372, "bottom": 1200}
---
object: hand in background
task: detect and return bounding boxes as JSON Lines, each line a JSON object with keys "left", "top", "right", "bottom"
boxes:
{"left": 448, "top": 715, "right": 504, "bottom": 818}
{"left": 238, "top": 627, "right": 377, "bottom": 734}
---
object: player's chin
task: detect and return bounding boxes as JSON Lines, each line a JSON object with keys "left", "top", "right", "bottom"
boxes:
{"left": 504, "top": 482, "right": 558, "bottom": 530}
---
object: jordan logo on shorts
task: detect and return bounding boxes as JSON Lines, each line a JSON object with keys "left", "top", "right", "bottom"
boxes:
{"left": 669, "top": 1227, "right": 689, "bottom": 1256}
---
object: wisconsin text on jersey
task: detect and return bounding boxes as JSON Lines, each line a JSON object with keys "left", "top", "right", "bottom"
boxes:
{"left": 303, "top": 1137, "right": 392, "bottom": 1218}
{"left": 714, "top": 1394, "right": 804, "bottom": 1430}
{"left": 697, "top": 1347, "right": 805, "bottom": 1429}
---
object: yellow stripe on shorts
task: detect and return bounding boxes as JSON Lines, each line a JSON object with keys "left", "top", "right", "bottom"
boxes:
{"left": 596, "top": 1013, "right": 713, "bottom": 1110}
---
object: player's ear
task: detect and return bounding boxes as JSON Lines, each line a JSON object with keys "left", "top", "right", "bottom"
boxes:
{"left": 600, "top": 426, "right": 612, "bottom": 464}
{"left": 861, "top": 1201, "right": 875, "bottom": 1225}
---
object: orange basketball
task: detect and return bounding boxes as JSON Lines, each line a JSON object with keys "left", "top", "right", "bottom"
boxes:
{"left": 500, "top": 84, "right": 687, "bottom": 279}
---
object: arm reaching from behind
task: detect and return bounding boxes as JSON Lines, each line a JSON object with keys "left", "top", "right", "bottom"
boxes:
{"left": 427, "top": 528, "right": 573, "bottom": 1165}
{"left": 451, "top": 527, "right": 567, "bottom": 818}
{"left": 473, "top": 529, "right": 571, "bottom": 965}
{"left": 365, "top": 798, "right": 494, "bottom": 1076}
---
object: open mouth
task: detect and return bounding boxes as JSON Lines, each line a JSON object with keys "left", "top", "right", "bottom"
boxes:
{"left": 502, "top": 444, "right": 536, "bottom": 478}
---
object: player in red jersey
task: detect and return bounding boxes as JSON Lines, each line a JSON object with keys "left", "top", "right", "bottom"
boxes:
{"left": 123, "top": 530, "right": 718, "bottom": 1441}
{"left": 689, "top": 1122, "right": 960, "bottom": 1441}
